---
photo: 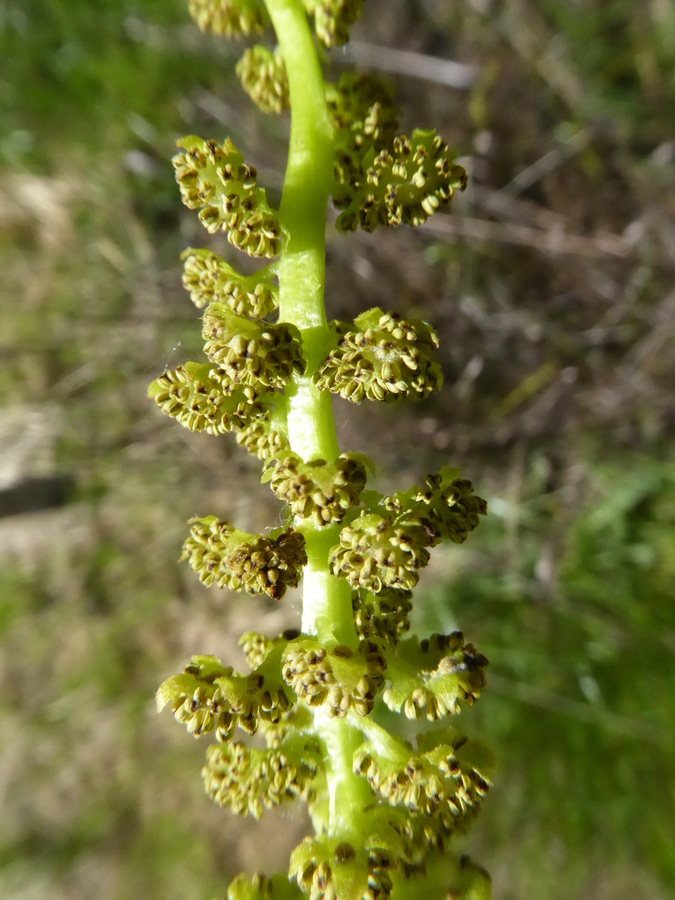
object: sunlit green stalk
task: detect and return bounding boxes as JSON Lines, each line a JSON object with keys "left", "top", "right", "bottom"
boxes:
{"left": 264, "top": 0, "right": 370, "bottom": 835}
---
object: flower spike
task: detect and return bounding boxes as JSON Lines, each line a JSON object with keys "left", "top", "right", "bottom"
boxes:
{"left": 154, "top": 4, "right": 494, "bottom": 896}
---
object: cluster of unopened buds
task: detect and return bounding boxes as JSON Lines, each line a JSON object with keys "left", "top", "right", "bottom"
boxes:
{"left": 151, "top": 2, "right": 494, "bottom": 899}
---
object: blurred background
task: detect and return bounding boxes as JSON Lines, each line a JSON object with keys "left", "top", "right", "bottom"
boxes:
{"left": 1, "top": 0, "right": 674, "bottom": 897}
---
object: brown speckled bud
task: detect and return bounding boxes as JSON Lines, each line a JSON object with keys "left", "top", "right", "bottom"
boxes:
{"left": 173, "top": 136, "right": 283, "bottom": 258}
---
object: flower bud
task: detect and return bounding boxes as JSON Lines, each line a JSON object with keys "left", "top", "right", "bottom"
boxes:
{"left": 303, "top": 0, "right": 365, "bottom": 47}
{"left": 236, "top": 420, "right": 289, "bottom": 460}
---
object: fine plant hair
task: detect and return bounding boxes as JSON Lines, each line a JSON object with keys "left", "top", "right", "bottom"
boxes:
{"left": 150, "top": 2, "right": 494, "bottom": 898}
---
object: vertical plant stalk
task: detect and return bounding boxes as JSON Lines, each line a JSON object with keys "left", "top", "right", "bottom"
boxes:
{"left": 154, "top": 2, "right": 492, "bottom": 895}
{"left": 264, "top": 0, "right": 374, "bottom": 832}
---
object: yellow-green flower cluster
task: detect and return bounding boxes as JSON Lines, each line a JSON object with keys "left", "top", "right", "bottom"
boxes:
{"left": 335, "top": 129, "right": 467, "bottom": 234}
{"left": 291, "top": 838, "right": 392, "bottom": 900}
{"left": 157, "top": 655, "right": 237, "bottom": 741}
{"left": 203, "top": 304, "right": 305, "bottom": 389}
{"left": 281, "top": 638, "right": 387, "bottom": 718}
{"left": 382, "top": 633, "right": 489, "bottom": 720}
{"left": 203, "top": 732, "right": 320, "bottom": 818}
{"left": 182, "top": 248, "right": 278, "bottom": 317}
{"left": 156, "top": 652, "right": 295, "bottom": 740}
{"left": 314, "top": 308, "right": 442, "bottom": 403}
{"left": 330, "top": 512, "right": 431, "bottom": 593}
{"left": 289, "top": 808, "right": 409, "bottom": 900}
{"left": 262, "top": 450, "right": 368, "bottom": 526}
{"left": 352, "top": 587, "right": 412, "bottom": 645}
{"left": 326, "top": 73, "right": 398, "bottom": 140}
{"left": 302, "top": 0, "right": 365, "bottom": 47}
{"left": 329, "top": 471, "right": 487, "bottom": 595}
{"left": 173, "top": 136, "right": 283, "bottom": 257}
{"left": 188, "top": 0, "right": 268, "bottom": 38}
{"left": 326, "top": 73, "right": 399, "bottom": 203}
{"left": 237, "top": 45, "right": 289, "bottom": 114}
{"left": 384, "top": 467, "right": 488, "bottom": 546}
{"left": 182, "top": 516, "right": 307, "bottom": 600}
{"left": 236, "top": 420, "right": 289, "bottom": 460}
{"left": 147, "top": 362, "right": 269, "bottom": 435}
{"left": 354, "top": 732, "right": 492, "bottom": 834}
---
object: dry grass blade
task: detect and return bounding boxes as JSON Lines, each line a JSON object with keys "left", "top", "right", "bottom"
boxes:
{"left": 422, "top": 212, "right": 646, "bottom": 263}
{"left": 339, "top": 40, "right": 478, "bottom": 89}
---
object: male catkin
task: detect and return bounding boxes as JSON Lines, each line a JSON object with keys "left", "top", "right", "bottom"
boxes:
{"left": 151, "top": 2, "right": 493, "bottom": 898}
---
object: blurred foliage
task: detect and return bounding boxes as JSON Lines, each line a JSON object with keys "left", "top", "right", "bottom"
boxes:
{"left": 1, "top": 0, "right": 216, "bottom": 164}
{"left": 537, "top": 0, "right": 675, "bottom": 126}
{"left": 1, "top": 0, "right": 674, "bottom": 898}
{"left": 419, "top": 454, "right": 675, "bottom": 896}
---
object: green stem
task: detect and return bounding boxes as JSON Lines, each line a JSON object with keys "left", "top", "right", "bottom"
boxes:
{"left": 263, "top": 0, "right": 370, "bottom": 837}
{"left": 315, "top": 708, "right": 374, "bottom": 836}
{"left": 347, "top": 710, "right": 409, "bottom": 762}
{"left": 264, "top": 0, "right": 337, "bottom": 463}
{"left": 300, "top": 525, "right": 355, "bottom": 646}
